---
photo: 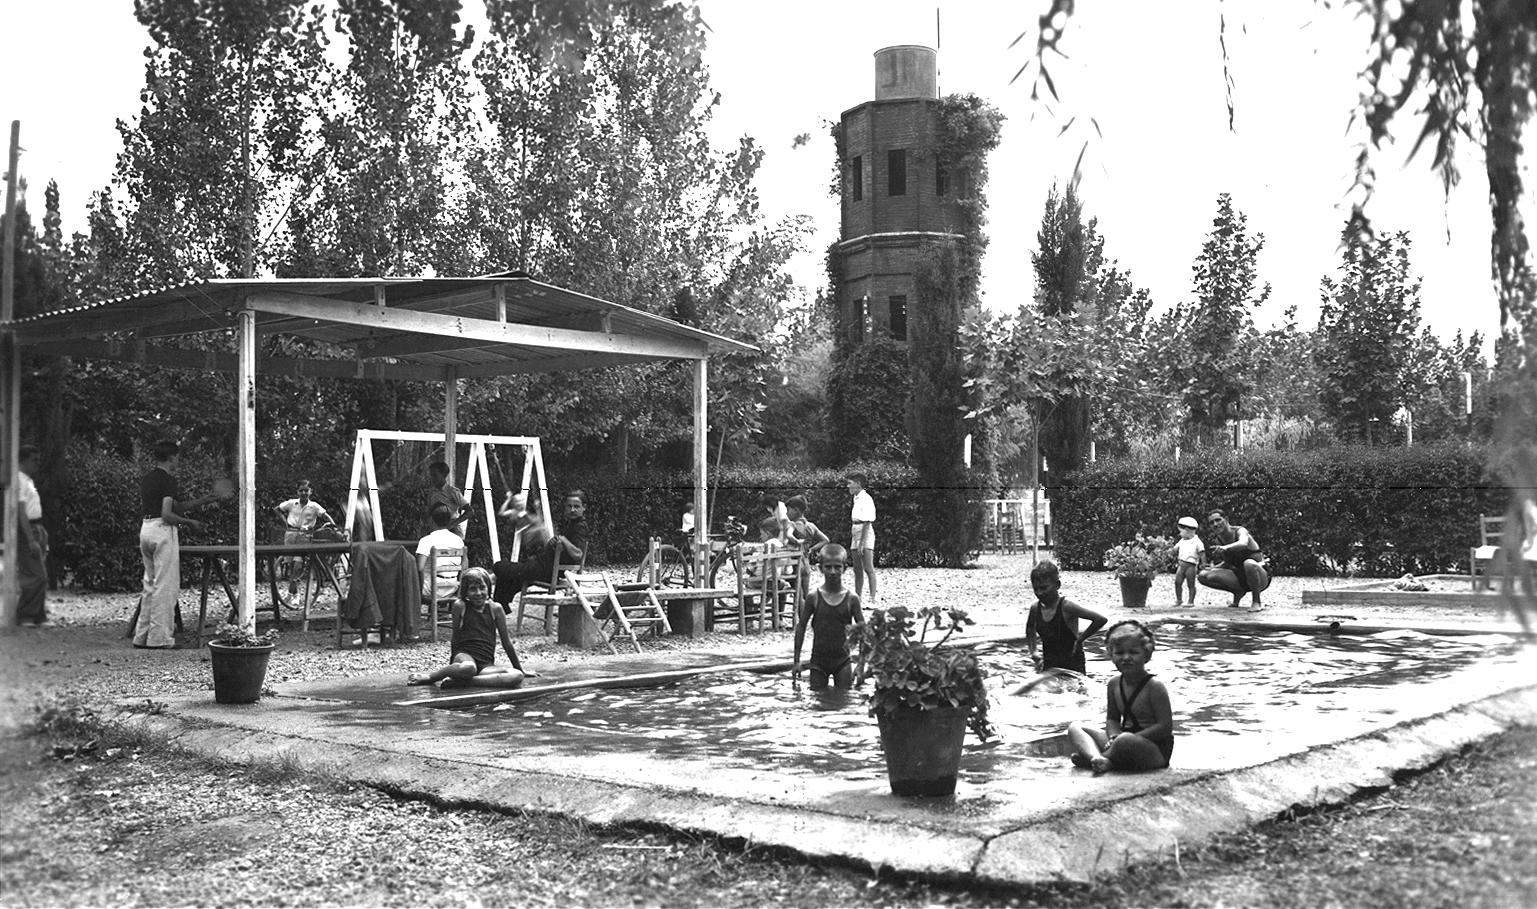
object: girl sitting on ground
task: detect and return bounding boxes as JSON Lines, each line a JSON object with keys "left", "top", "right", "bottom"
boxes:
{"left": 408, "top": 568, "right": 532, "bottom": 689}
{"left": 1066, "top": 619, "right": 1175, "bottom": 774}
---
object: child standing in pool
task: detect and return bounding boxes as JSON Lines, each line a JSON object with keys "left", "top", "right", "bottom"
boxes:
{"left": 792, "top": 544, "right": 866, "bottom": 690}
{"left": 1024, "top": 560, "right": 1107, "bottom": 674}
{"left": 408, "top": 568, "right": 532, "bottom": 689}
{"left": 1067, "top": 620, "right": 1175, "bottom": 774}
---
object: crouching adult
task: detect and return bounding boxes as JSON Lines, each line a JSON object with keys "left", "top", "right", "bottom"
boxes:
{"left": 1197, "top": 509, "right": 1270, "bottom": 608}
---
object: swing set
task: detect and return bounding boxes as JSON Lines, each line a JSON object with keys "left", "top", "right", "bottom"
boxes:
{"left": 344, "top": 430, "right": 550, "bottom": 563}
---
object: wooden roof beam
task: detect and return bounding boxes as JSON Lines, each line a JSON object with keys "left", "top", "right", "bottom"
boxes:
{"left": 247, "top": 290, "right": 708, "bottom": 360}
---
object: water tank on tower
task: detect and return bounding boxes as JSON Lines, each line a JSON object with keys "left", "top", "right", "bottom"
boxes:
{"left": 873, "top": 45, "right": 938, "bottom": 101}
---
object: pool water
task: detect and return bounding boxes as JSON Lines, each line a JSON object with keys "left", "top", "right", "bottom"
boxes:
{"left": 474, "top": 626, "right": 1526, "bottom": 780}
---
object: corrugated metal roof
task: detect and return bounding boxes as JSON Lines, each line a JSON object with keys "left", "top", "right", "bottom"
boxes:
{"left": 7, "top": 276, "right": 755, "bottom": 374}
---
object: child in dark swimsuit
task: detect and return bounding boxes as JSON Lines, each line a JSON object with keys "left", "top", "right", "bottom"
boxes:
{"left": 1067, "top": 620, "right": 1175, "bottom": 773}
{"left": 792, "top": 544, "right": 866, "bottom": 690}
{"left": 407, "top": 568, "right": 532, "bottom": 689}
{"left": 1023, "top": 560, "right": 1107, "bottom": 674}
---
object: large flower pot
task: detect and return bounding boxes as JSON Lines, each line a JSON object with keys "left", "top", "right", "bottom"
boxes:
{"left": 876, "top": 705, "right": 969, "bottom": 796}
{"left": 208, "top": 642, "right": 276, "bottom": 704}
{"left": 1118, "top": 576, "right": 1152, "bottom": 609}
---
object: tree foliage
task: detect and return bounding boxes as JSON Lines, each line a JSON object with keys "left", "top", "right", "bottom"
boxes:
{"left": 1315, "top": 229, "right": 1424, "bottom": 443}
{"left": 1181, "top": 193, "right": 1271, "bottom": 434}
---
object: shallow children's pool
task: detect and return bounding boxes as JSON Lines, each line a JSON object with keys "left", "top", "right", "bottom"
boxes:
{"left": 466, "top": 626, "right": 1526, "bottom": 781}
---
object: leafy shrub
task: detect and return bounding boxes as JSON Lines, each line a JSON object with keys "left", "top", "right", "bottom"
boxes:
{"left": 1103, "top": 535, "right": 1175, "bottom": 579}
{"left": 1051, "top": 444, "right": 1503, "bottom": 576}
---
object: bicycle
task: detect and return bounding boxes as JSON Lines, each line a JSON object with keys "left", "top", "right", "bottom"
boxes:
{"left": 635, "top": 514, "right": 749, "bottom": 590}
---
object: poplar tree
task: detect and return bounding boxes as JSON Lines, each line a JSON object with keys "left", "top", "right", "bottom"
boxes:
{"left": 1315, "top": 230, "right": 1423, "bottom": 444}
{"left": 1182, "top": 193, "right": 1271, "bottom": 437}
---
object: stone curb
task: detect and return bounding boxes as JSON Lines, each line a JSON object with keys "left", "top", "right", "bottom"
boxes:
{"left": 119, "top": 675, "right": 1537, "bottom": 885}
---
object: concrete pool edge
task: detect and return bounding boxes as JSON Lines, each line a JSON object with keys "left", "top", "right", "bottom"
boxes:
{"left": 119, "top": 679, "right": 1537, "bottom": 886}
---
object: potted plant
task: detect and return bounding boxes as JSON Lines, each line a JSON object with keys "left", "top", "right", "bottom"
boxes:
{"left": 862, "top": 605, "right": 994, "bottom": 796}
{"left": 206, "top": 623, "right": 279, "bottom": 704}
{"left": 1104, "top": 534, "right": 1175, "bottom": 609}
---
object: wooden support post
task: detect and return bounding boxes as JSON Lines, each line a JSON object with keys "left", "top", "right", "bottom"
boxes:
{"left": 0, "top": 121, "right": 17, "bottom": 626}
{"left": 693, "top": 358, "right": 708, "bottom": 583}
{"left": 237, "top": 305, "right": 257, "bottom": 633}
{"left": 444, "top": 369, "right": 458, "bottom": 485}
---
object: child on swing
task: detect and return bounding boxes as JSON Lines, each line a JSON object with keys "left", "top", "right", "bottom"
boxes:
{"left": 407, "top": 568, "right": 533, "bottom": 689}
{"left": 1066, "top": 619, "right": 1175, "bottom": 774}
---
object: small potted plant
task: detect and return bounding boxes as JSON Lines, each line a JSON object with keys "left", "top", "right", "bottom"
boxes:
{"left": 862, "top": 604, "right": 994, "bottom": 796}
{"left": 207, "top": 622, "right": 279, "bottom": 704}
{"left": 1104, "top": 534, "right": 1175, "bottom": 609}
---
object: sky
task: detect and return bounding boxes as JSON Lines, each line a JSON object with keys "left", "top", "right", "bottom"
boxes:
{"left": 0, "top": 0, "right": 1518, "bottom": 349}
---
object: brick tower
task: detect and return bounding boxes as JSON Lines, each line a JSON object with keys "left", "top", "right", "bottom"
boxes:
{"left": 834, "top": 45, "right": 966, "bottom": 348}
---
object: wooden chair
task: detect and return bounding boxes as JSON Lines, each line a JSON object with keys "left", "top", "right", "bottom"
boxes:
{"left": 567, "top": 572, "right": 671, "bottom": 653}
{"left": 515, "top": 549, "right": 588, "bottom": 633}
{"left": 421, "top": 545, "right": 465, "bottom": 642}
{"left": 735, "top": 545, "right": 802, "bottom": 633}
{"left": 1470, "top": 514, "right": 1507, "bottom": 591}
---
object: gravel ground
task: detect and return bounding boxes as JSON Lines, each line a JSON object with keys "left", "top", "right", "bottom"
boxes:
{"left": 1, "top": 555, "right": 1533, "bottom": 907}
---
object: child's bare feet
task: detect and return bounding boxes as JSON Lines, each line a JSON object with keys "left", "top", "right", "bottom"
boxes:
{"left": 1090, "top": 756, "right": 1111, "bottom": 775}
{"left": 407, "top": 673, "right": 433, "bottom": 685}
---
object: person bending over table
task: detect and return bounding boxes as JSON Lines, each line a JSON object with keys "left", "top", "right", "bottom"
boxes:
{"left": 133, "top": 439, "right": 233, "bottom": 649}
{"left": 1197, "top": 509, "right": 1270, "bottom": 609}
{"left": 491, "top": 489, "right": 588, "bottom": 610}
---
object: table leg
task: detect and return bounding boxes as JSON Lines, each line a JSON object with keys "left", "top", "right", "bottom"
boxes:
{"left": 309, "top": 554, "right": 343, "bottom": 632}
{"left": 213, "top": 559, "right": 238, "bottom": 625}
{"left": 195, "top": 558, "right": 212, "bottom": 648}
{"left": 266, "top": 555, "right": 283, "bottom": 623}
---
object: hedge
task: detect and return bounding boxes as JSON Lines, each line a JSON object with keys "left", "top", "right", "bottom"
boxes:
{"left": 53, "top": 448, "right": 985, "bottom": 590}
{"left": 1048, "top": 444, "right": 1505, "bottom": 577}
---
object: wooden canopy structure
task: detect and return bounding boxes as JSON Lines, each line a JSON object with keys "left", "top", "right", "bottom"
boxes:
{"left": 0, "top": 274, "right": 755, "bottom": 628}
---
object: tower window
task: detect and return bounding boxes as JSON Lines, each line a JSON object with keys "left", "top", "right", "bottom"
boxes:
{"left": 846, "top": 295, "right": 867, "bottom": 343}
{"left": 889, "top": 295, "right": 907, "bottom": 341}
{"left": 888, "top": 149, "right": 906, "bottom": 196}
{"left": 936, "top": 161, "right": 949, "bottom": 197}
{"left": 850, "top": 156, "right": 863, "bottom": 201}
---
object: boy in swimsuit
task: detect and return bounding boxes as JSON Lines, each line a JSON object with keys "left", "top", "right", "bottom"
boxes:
{"left": 1023, "top": 560, "right": 1107, "bottom": 674}
{"left": 791, "top": 544, "right": 866, "bottom": 691}
{"left": 1067, "top": 620, "right": 1175, "bottom": 774}
{"left": 407, "top": 568, "right": 533, "bottom": 689}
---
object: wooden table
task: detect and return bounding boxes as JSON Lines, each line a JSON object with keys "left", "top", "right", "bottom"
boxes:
{"left": 181, "top": 542, "right": 352, "bottom": 646}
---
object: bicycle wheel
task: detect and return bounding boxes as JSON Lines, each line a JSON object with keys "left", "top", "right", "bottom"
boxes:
{"left": 708, "top": 550, "right": 742, "bottom": 592}
{"left": 637, "top": 544, "right": 691, "bottom": 587}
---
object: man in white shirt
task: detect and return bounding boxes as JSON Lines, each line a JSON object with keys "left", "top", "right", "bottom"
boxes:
{"left": 15, "top": 445, "right": 48, "bottom": 626}
{"left": 847, "top": 472, "right": 878, "bottom": 604}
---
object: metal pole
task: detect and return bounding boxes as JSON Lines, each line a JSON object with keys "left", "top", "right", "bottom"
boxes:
{"left": 1, "top": 121, "right": 20, "bottom": 626}
{"left": 694, "top": 358, "right": 709, "bottom": 583}
{"left": 236, "top": 305, "right": 256, "bottom": 632}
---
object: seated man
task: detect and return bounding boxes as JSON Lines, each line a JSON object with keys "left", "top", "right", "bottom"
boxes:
{"left": 490, "top": 489, "right": 588, "bottom": 610}
{"left": 1197, "top": 509, "right": 1270, "bottom": 608}
{"left": 417, "top": 504, "right": 466, "bottom": 603}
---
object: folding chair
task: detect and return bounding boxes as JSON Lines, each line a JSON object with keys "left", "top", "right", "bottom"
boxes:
{"left": 422, "top": 545, "right": 465, "bottom": 642}
{"left": 1470, "top": 514, "right": 1507, "bottom": 591}
{"left": 515, "top": 549, "right": 588, "bottom": 633}
{"left": 567, "top": 572, "right": 671, "bottom": 653}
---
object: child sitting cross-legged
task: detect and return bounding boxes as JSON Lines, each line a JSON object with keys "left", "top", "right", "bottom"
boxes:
{"left": 1066, "top": 619, "right": 1175, "bottom": 774}
{"left": 407, "top": 568, "right": 534, "bottom": 689}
